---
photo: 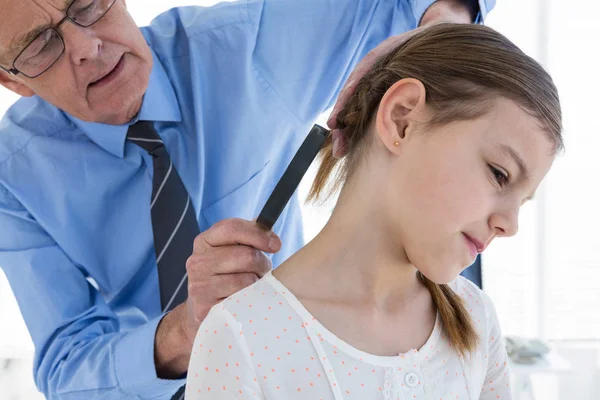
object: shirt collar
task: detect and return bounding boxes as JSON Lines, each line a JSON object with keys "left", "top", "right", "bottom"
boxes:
{"left": 66, "top": 49, "right": 182, "bottom": 158}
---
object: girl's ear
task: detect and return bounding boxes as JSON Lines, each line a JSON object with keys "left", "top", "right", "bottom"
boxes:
{"left": 375, "top": 78, "right": 427, "bottom": 153}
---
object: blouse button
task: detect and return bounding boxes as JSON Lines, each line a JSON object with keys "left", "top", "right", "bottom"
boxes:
{"left": 405, "top": 372, "right": 419, "bottom": 388}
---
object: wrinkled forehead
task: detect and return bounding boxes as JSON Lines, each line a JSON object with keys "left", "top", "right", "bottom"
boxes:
{"left": 0, "top": 0, "right": 71, "bottom": 62}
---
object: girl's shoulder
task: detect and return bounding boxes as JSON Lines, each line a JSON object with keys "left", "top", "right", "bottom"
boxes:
{"left": 448, "top": 276, "right": 500, "bottom": 336}
{"left": 215, "top": 271, "right": 303, "bottom": 330}
{"left": 219, "top": 271, "right": 282, "bottom": 307}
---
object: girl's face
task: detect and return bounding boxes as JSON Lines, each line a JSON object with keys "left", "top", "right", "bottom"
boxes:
{"left": 377, "top": 94, "right": 556, "bottom": 284}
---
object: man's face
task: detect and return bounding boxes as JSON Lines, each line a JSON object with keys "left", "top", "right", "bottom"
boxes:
{"left": 0, "top": 0, "right": 153, "bottom": 125}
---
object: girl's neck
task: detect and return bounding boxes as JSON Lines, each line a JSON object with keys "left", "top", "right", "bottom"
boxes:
{"left": 275, "top": 181, "right": 424, "bottom": 312}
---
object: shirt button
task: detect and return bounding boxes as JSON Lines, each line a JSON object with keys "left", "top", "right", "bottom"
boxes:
{"left": 405, "top": 372, "right": 419, "bottom": 388}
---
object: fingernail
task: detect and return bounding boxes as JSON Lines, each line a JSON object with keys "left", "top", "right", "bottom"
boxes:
{"left": 327, "top": 113, "right": 339, "bottom": 130}
{"left": 332, "top": 136, "right": 340, "bottom": 157}
{"left": 268, "top": 235, "right": 280, "bottom": 251}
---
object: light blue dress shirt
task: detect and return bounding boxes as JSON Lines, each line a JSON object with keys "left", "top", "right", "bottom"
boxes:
{"left": 0, "top": 0, "right": 494, "bottom": 398}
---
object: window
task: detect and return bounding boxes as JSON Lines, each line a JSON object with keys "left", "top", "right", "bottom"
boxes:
{"left": 479, "top": 0, "right": 600, "bottom": 341}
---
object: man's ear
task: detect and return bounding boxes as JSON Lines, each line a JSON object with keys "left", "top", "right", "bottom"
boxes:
{"left": 375, "top": 78, "right": 427, "bottom": 153}
{"left": 0, "top": 71, "right": 35, "bottom": 97}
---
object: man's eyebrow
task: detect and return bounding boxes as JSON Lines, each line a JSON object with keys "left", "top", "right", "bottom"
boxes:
{"left": 11, "top": 23, "right": 54, "bottom": 55}
{"left": 499, "top": 143, "right": 530, "bottom": 181}
{"left": 9, "top": 0, "right": 73, "bottom": 57}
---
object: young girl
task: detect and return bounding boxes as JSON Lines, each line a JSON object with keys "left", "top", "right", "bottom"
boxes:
{"left": 185, "top": 23, "right": 562, "bottom": 399}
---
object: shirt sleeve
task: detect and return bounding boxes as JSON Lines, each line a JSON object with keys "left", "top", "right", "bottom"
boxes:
{"left": 249, "top": 0, "right": 496, "bottom": 124}
{"left": 186, "top": 305, "right": 265, "bottom": 399}
{"left": 0, "top": 185, "right": 184, "bottom": 399}
{"left": 476, "top": 0, "right": 496, "bottom": 23}
{"left": 249, "top": 0, "right": 429, "bottom": 123}
{"left": 414, "top": 0, "right": 495, "bottom": 24}
{"left": 480, "top": 293, "right": 512, "bottom": 399}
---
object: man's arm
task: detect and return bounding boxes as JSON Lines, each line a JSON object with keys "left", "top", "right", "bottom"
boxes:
{"left": 154, "top": 306, "right": 192, "bottom": 378}
{"left": 249, "top": 0, "right": 492, "bottom": 127}
{"left": 249, "top": 0, "right": 419, "bottom": 125}
{"left": 0, "top": 185, "right": 185, "bottom": 399}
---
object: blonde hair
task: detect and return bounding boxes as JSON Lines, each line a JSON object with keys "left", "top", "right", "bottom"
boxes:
{"left": 309, "top": 23, "right": 563, "bottom": 357}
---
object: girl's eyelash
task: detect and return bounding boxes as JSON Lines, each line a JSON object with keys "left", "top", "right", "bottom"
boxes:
{"left": 489, "top": 165, "right": 509, "bottom": 187}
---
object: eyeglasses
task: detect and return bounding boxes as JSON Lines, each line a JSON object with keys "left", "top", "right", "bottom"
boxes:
{"left": 0, "top": 0, "right": 117, "bottom": 79}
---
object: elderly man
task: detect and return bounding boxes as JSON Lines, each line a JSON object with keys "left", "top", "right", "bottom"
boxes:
{"left": 0, "top": 0, "right": 490, "bottom": 398}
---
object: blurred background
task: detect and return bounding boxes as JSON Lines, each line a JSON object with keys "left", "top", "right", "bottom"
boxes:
{"left": 0, "top": 0, "right": 598, "bottom": 399}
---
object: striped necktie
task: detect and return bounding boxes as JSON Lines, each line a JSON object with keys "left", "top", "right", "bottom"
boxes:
{"left": 127, "top": 121, "right": 199, "bottom": 313}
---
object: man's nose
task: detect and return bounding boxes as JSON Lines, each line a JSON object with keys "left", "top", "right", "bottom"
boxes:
{"left": 61, "top": 23, "right": 102, "bottom": 66}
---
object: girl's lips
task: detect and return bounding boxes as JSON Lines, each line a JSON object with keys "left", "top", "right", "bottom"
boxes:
{"left": 463, "top": 233, "right": 479, "bottom": 258}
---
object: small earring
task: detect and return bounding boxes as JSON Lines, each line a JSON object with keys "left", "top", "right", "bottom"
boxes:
{"left": 393, "top": 141, "right": 399, "bottom": 146}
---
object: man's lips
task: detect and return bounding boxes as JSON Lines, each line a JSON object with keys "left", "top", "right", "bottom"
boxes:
{"left": 90, "top": 56, "right": 124, "bottom": 87}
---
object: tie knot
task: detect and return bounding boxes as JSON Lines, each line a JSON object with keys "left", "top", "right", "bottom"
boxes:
{"left": 127, "top": 121, "right": 164, "bottom": 153}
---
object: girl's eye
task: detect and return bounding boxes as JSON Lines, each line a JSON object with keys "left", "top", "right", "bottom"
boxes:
{"left": 490, "top": 165, "right": 509, "bottom": 187}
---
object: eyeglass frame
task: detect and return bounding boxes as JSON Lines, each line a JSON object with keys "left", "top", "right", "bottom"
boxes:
{"left": 0, "top": 0, "right": 117, "bottom": 79}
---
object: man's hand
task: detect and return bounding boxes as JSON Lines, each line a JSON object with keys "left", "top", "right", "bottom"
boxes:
{"left": 183, "top": 218, "right": 280, "bottom": 339}
{"left": 419, "top": 0, "right": 475, "bottom": 27}
{"left": 327, "top": 0, "right": 474, "bottom": 158}
{"left": 154, "top": 218, "right": 281, "bottom": 378}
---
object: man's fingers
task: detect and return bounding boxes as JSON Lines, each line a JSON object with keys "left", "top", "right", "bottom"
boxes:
{"left": 187, "top": 245, "right": 272, "bottom": 277}
{"left": 194, "top": 218, "right": 281, "bottom": 253}
{"left": 212, "top": 273, "right": 261, "bottom": 299}
{"left": 188, "top": 273, "right": 260, "bottom": 304}
{"left": 327, "top": 79, "right": 357, "bottom": 130}
{"left": 331, "top": 129, "right": 348, "bottom": 159}
{"left": 184, "top": 222, "right": 279, "bottom": 334}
